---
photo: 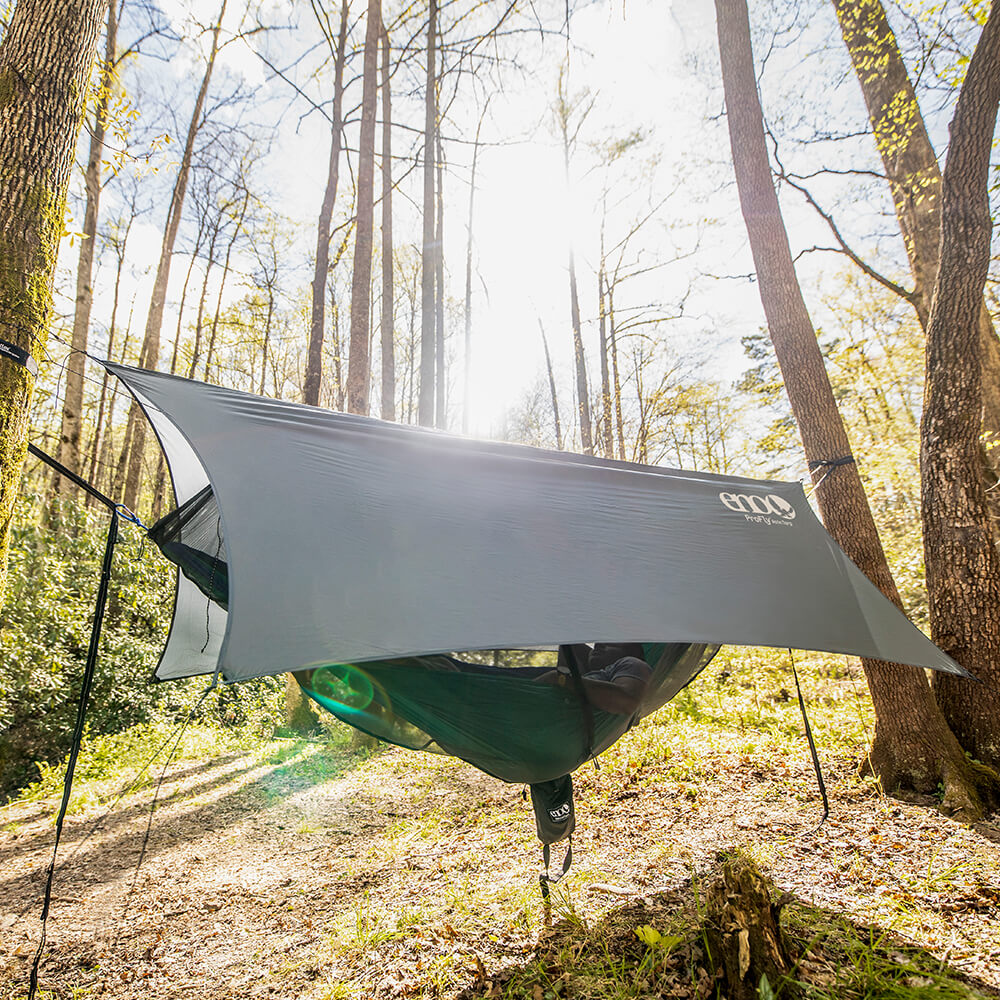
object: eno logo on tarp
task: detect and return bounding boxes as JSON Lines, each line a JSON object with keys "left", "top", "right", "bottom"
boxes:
{"left": 718, "top": 492, "right": 796, "bottom": 520}
{"left": 548, "top": 803, "right": 571, "bottom": 823}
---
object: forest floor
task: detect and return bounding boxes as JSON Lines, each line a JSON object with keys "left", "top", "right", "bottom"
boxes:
{"left": 2, "top": 650, "right": 999, "bottom": 1000}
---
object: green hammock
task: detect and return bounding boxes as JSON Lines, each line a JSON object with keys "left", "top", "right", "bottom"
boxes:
{"left": 293, "top": 642, "right": 716, "bottom": 784}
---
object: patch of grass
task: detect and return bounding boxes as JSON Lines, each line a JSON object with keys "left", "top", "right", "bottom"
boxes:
{"left": 13, "top": 721, "right": 245, "bottom": 811}
{"left": 782, "top": 903, "right": 995, "bottom": 1000}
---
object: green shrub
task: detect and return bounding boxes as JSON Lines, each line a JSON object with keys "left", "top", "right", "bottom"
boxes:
{"left": 0, "top": 492, "right": 283, "bottom": 800}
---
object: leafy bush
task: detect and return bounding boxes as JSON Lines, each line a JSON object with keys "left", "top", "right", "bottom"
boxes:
{"left": 0, "top": 492, "right": 283, "bottom": 801}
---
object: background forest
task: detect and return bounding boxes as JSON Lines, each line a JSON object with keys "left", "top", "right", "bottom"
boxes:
{"left": 0, "top": 0, "right": 998, "bottom": 797}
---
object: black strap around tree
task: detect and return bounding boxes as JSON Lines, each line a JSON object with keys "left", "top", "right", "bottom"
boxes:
{"left": 807, "top": 454, "right": 855, "bottom": 494}
{"left": 540, "top": 837, "right": 573, "bottom": 899}
{"left": 25, "top": 445, "right": 122, "bottom": 1000}
{"left": 0, "top": 337, "right": 39, "bottom": 376}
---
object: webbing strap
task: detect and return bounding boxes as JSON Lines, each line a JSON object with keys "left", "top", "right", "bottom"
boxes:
{"left": 27, "top": 444, "right": 145, "bottom": 526}
{"left": 807, "top": 454, "right": 855, "bottom": 494}
{"left": 25, "top": 445, "right": 122, "bottom": 1000}
{"left": 0, "top": 337, "right": 39, "bottom": 376}
{"left": 540, "top": 837, "right": 573, "bottom": 899}
{"left": 28, "top": 512, "right": 118, "bottom": 999}
{"left": 807, "top": 454, "right": 854, "bottom": 470}
{"left": 789, "top": 650, "right": 830, "bottom": 826}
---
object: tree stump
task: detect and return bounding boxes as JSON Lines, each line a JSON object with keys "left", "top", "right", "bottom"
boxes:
{"left": 702, "top": 854, "right": 797, "bottom": 999}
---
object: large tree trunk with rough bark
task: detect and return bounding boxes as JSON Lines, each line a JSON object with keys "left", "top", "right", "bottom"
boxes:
{"left": 832, "top": 0, "right": 1000, "bottom": 477}
{"left": 379, "top": 18, "right": 395, "bottom": 422}
{"left": 120, "top": 0, "right": 226, "bottom": 512}
{"left": 715, "top": 0, "right": 998, "bottom": 818}
{"left": 0, "top": 0, "right": 108, "bottom": 604}
{"left": 304, "top": 0, "right": 348, "bottom": 408}
{"left": 346, "top": 0, "right": 381, "bottom": 417}
{"left": 418, "top": 0, "right": 437, "bottom": 427}
{"left": 54, "top": 0, "right": 116, "bottom": 489}
{"left": 920, "top": 3, "right": 1000, "bottom": 771}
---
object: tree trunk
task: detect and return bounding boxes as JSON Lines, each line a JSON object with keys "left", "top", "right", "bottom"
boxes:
{"left": 346, "top": 0, "right": 381, "bottom": 417}
{"left": 202, "top": 183, "right": 250, "bottom": 382}
{"left": 304, "top": 0, "right": 348, "bottom": 408}
{"left": 152, "top": 220, "right": 205, "bottom": 521}
{"left": 121, "top": 0, "right": 227, "bottom": 512}
{"left": 187, "top": 221, "right": 219, "bottom": 378}
{"left": 608, "top": 283, "right": 626, "bottom": 460}
{"left": 557, "top": 80, "right": 591, "bottom": 455}
{"left": 597, "top": 262, "right": 613, "bottom": 457}
{"left": 0, "top": 0, "right": 108, "bottom": 603}
{"left": 169, "top": 218, "right": 205, "bottom": 377}
{"left": 462, "top": 106, "right": 486, "bottom": 435}
{"left": 920, "top": 3, "right": 1000, "bottom": 771}
{"left": 434, "top": 126, "right": 446, "bottom": 428}
{"left": 86, "top": 218, "right": 132, "bottom": 496}
{"left": 538, "top": 319, "right": 562, "bottom": 450}
{"left": 832, "top": 0, "right": 1000, "bottom": 463}
{"left": 715, "top": 0, "right": 998, "bottom": 818}
{"left": 418, "top": 0, "right": 437, "bottom": 427}
{"left": 379, "top": 18, "right": 395, "bottom": 422}
{"left": 567, "top": 247, "right": 591, "bottom": 454}
{"left": 53, "top": 0, "right": 116, "bottom": 489}
{"left": 330, "top": 281, "right": 344, "bottom": 410}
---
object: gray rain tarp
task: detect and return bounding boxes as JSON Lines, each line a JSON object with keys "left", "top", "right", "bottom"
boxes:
{"left": 105, "top": 363, "right": 966, "bottom": 683}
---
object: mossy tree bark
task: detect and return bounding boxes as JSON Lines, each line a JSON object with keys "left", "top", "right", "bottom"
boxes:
{"left": 0, "top": 0, "right": 109, "bottom": 604}
{"left": 920, "top": 2, "right": 1000, "bottom": 771}
{"left": 714, "top": 0, "right": 999, "bottom": 818}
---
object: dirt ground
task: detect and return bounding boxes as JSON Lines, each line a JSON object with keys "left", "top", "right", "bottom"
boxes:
{"left": 2, "top": 713, "right": 999, "bottom": 1000}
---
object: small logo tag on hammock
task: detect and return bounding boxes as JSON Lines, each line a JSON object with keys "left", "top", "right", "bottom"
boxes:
{"left": 0, "top": 338, "right": 38, "bottom": 376}
{"left": 548, "top": 802, "right": 571, "bottom": 823}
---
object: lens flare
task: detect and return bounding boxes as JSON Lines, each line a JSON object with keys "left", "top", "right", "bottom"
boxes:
{"left": 311, "top": 663, "right": 376, "bottom": 711}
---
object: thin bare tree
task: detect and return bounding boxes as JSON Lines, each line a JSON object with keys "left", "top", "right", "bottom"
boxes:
{"left": 346, "top": 0, "right": 381, "bottom": 416}
{"left": 418, "top": 0, "right": 437, "bottom": 427}
{"left": 303, "top": 0, "right": 349, "bottom": 408}
{"left": 120, "top": 0, "right": 228, "bottom": 511}
{"left": 379, "top": 17, "right": 395, "bottom": 421}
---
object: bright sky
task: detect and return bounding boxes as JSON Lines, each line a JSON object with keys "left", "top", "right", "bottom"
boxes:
{"left": 52, "top": 0, "right": 922, "bottom": 447}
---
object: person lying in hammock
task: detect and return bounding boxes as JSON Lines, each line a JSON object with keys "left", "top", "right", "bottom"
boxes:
{"left": 538, "top": 642, "right": 652, "bottom": 716}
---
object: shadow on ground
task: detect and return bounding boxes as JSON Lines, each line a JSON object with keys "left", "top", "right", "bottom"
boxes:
{"left": 455, "top": 857, "right": 1000, "bottom": 1000}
